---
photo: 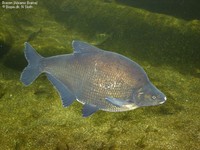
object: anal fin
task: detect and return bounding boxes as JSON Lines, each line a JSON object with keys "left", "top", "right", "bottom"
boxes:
{"left": 46, "top": 73, "right": 75, "bottom": 107}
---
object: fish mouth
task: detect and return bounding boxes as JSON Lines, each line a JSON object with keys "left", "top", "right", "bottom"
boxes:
{"left": 159, "top": 96, "right": 167, "bottom": 104}
{"left": 164, "top": 96, "right": 167, "bottom": 101}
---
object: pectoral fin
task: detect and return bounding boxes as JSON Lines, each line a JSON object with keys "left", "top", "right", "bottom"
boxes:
{"left": 105, "top": 97, "right": 132, "bottom": 107}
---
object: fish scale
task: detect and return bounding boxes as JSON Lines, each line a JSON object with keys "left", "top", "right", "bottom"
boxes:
{"left": 70, "top": 54, "right": 137, "bottom": 111}
{"left": 20, "top": 41, "right": 166, "bottom": 117}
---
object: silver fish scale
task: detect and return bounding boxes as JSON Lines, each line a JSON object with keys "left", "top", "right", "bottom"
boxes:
{"left": 42, "top": 55, "right": 86, "bottom": 93}
{"left": 77, "top": 53, "right": 134, "bottom": 110}
{"left": 78, "top": 69, "right": 133, "bottom": 112}
{"left": 21, "top": 42, "right": 166, "bottom": 117}
{"left": 42, "top": 51, "right": 144, "bottom": 112}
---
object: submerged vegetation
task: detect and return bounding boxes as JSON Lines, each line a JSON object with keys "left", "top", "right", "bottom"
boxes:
{"left": 0, "top": 0, "right": 200, "bottom": 149}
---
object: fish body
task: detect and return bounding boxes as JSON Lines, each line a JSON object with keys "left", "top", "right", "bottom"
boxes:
{"left": 21, "top": 41, "right": 166, "bottom": 117}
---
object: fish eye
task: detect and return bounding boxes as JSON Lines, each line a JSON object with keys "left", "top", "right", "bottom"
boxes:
{"left": 151, "top": 95, "right": 156, "bottom": 100}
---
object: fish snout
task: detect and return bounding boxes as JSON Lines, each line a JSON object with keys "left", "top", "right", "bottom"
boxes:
{"left": 133, "top": 83, "right": 167, "bottom": 107}
{"left": 156, "top": 93, "right": 167, "bottom": 104}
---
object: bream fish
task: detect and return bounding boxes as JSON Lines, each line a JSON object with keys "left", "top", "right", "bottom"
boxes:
{"left": 21, "top": 41, "right": 166, "bottom": 117}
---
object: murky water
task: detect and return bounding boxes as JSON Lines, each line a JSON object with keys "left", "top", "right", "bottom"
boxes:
{"left": 0, "top": 0, "right": 200, "bottom": 149}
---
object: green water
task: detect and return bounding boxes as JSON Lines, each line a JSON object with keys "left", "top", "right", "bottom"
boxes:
{"left": 0, "top": 0, "right": 200, "bottom": 149}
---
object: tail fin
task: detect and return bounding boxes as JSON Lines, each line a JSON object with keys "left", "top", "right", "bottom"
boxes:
{"left": 20, "top": 42, "right": 43, "bottom": 86}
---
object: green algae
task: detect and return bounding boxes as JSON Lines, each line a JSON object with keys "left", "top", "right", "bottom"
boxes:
{"left": 0, "top": 0, "right": 200, "bottom": 149}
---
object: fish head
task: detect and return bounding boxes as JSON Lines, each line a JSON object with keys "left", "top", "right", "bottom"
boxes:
{"left": 132, "top": 82, "right": 167, "bottom": 107}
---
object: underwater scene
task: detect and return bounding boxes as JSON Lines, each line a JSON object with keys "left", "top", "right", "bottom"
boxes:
{"left": 0, "top": 0, "right": 200, "bottom": 149}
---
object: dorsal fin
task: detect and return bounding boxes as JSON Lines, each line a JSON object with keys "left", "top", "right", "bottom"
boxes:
{"left": 72, "top": 40, "right": 102, "bottom": 54}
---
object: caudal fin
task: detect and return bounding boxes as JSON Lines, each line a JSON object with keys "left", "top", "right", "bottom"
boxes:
{"left": 20, "top": 42, "right": 43, "bottom": 86}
